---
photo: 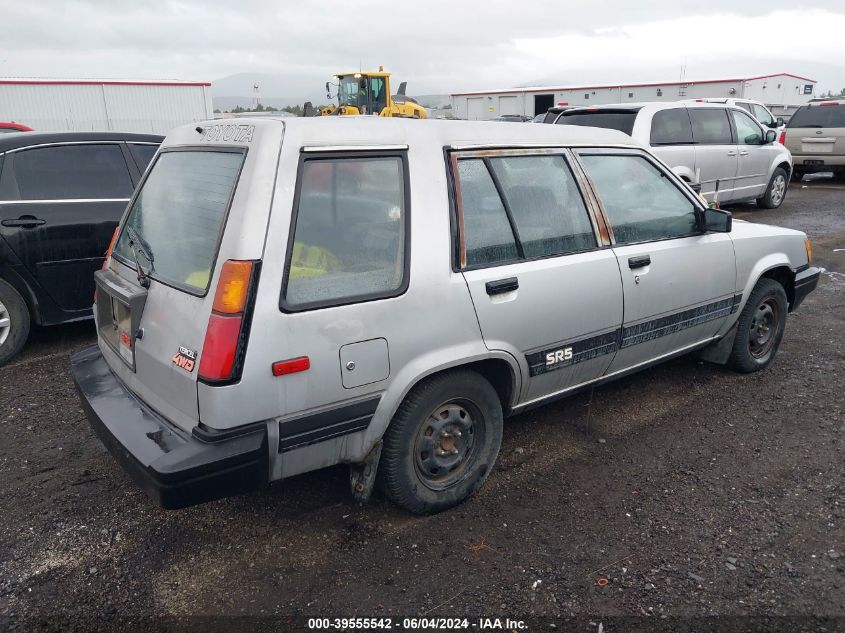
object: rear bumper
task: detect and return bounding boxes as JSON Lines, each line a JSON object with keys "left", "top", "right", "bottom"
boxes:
{"left": 791, "top": 266, "right": 821, "bottom": 311}
{"left": 70, "top": 345, "right": 269, "bottom": 509}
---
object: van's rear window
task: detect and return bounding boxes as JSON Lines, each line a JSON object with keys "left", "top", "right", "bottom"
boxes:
{"left": 556, "top": 111, "right": 637, "bottom": 135}
{"left": 113, "top": 150, "right": 244, "bottom": 294}
{"left": 788, "top": 105, "right": 845, "bottom": 128}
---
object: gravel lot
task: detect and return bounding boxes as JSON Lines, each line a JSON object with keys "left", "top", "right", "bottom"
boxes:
{"left": 1, "top": 180, "right": 843, "bottom": 632}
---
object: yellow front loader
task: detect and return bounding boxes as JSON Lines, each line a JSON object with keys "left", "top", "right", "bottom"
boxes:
{"left": 321, "top": 68, "right": 426, "bottom": 118}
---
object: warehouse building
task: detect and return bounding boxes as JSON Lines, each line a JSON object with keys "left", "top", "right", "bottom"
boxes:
{"left": 451, "top": 73, "right": 817, "bottom": 121}
{"left": 0, "top": 78, "right": 213, "bottom": 134}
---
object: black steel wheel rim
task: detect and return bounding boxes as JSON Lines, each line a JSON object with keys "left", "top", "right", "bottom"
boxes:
{"left": 413, "top": 398, "right": 484, "bottom": 491}
{"left": 749, "top": 297, "right": 781, "bottom": 359}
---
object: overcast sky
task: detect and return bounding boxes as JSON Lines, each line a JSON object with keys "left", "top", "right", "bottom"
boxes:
{"left": 2, "top": 1, "right": 845, "bottom": 96}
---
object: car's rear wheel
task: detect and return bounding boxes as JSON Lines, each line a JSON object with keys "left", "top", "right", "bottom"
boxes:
{"left": 378, "top": 370, "right": 503, "bottom": 514}
{"left": 727, "top": 278, "right": 788, "bottom": 373}
{"left": 0, "top": 279, "right": 30, "bottom": 367}
{"left": 757, "top": 167, "right": 789, "bottom": 209}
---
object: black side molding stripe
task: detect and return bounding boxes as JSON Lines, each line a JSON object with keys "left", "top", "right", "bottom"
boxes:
{"left": 621, "top": 296, "right": 738, "bottom": 348}
{"left": 278, "top": 396, "right": 380, "bottom": 453}
{"left": 524, "top": 294, "right": 743, "bottom": 376}
{"left": 527, "top": 330, "right": 619, "bottom": 377}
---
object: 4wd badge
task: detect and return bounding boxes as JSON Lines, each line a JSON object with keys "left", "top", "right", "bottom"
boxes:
{"left": 172, "top": 346, "right": 197, "bottom": 373}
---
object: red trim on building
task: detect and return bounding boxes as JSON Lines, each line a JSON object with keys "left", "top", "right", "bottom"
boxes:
{"left": 0, "top": 79, "right": 211, "bottom": 87}
{"left": 451, "top": 73, "right": 817, "bottom": 97}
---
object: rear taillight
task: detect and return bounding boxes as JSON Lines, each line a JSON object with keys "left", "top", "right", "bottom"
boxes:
{"left": 95, "top": 226, "right": 121, "bottom": 301}
{"left": 102, "top": 226, "right": 119, "bottom": 270}
{"left": 778, "top": 130, "right": 786, "bottom": 144}
{"left": 198, "top": 260, "right": 258, "bottom": 383}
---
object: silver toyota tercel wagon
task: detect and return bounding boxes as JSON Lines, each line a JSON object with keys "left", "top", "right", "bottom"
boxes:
{"left": 71, "top": 117, "right": 820, "bottom": 514}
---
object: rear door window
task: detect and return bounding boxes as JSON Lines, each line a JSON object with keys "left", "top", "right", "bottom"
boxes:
{"left": 282, "top": 155, "right": 408, "bottom": 311}
{"left": 457, "top": 159, "right": 519, "bottom": 267}
{"left": 788, "top": 104, "right": 845, "bottom": 128}
{"left": 649, "top": 108, "right": 693, "bottom": 145}
{"left": 556, "top": 110, "right": 638, "bottom": 135}
{"left": 455, "top": 153, "right": 596, "bottom": 268}
{"left": 689, "top": 108, "right": 734, "bottom": 144}
{"left": 113, "top": 149, "right": 245, "bottom": 294}
{"left": 12, "top": 144, "right": 133, "bottom": 200}
{"left": 487, "top": 155, "right": 596, "bottom": 258}
{"left": 579, "top": 153, "right": 699, "bottom": 244}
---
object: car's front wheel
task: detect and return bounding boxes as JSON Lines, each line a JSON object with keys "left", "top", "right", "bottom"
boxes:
{"left": 727, "top": 278, "right": 788, "bottom": 373}
{"left": 757, "top": 167, "right": 789, "bottom": 209}
{"left": 378, "top": 370, "right": 503, "bottom": 514}
{"left": 0, "top": 279, "right": 30, "bottom": 367}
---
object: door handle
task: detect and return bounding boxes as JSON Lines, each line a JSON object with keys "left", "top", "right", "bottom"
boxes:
{"left": 1, "top": 216, "right": 46, "bottom": 228}
{"left": 485, "top": 277, "right": 519, "bottom": 295}
{"left": 739, "top": 150, "right": 749, "bottom": 156}
{"left": 628, "top": 255, "right": 651, "bottom": 269}
{"left": 726, "top": 151, "right": 737, "bottom": 156}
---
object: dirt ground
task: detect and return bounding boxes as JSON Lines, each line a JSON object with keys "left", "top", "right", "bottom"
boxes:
{"left": 1, "top": 180, "right": 843, "bottom": 632}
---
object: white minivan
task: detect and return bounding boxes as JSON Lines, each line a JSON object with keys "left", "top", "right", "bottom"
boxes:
{"left": 553, "top": 103, "right": 793, "bottom": 208}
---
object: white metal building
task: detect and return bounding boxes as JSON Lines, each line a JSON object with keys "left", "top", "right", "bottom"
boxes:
{"left": 0, "top": 78, "right": 214, "bottom": 134}
{"left": 451, "top": 73, "right": 817, "bottom": 121}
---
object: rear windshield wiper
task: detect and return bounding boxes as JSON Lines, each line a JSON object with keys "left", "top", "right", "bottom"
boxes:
{"left": 126, "top": 227, "right": 155, "bottom": 288}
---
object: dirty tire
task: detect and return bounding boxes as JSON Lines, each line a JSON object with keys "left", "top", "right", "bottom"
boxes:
{"left": 0, "top": 279, "right": 30, "bottom": 367}
{"left": 378, "top": 370, "right": 503, "bottom": 514}
{"left": 727, "top": 278, "right": 787, "bottom": 373}
{"left": 756, "top": 167, "right": 789, "bottom": 209}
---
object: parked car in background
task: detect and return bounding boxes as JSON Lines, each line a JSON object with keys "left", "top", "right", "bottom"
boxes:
{"left": 536, "top": 105, "right": 577, "bottom": 124}
{"left": 0, "top": 122, "right": 33, "bottom": 134}
{"left": 693, "top": 98, "right": 784, "bottom": 140}
{"left": 783, "top": 100, "right": 845, "bottom": 180}
{"left": 492, "top": 114, "right": 533, "bottom": 123}
{"left": 0, "top": 132, "right": 162, "bottom": 365}
{"left": 71, "top": 117, "right": 817, "bottom": 515}
{"left": 553, "top": 103, "right": 792, "bottom": 208}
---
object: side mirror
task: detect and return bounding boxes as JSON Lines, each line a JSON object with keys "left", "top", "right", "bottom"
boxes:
{"left": 703, "top": 207, "right": 732, "bottom": 233}
{"left": 765, "top": 129, "right": 777, "bottom": 144}
{"left": 776, "top": 117, "right": 784, "bottom": 126}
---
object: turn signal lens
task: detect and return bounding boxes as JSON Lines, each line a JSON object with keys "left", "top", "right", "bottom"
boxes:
{"left": 805, "top": 238, "right": 813, "bottom": 265}
{"left": 778, "top": 130, "right": 786, "bottom": 145}
{"left": 212, "top": 260, "right": 253, "bottom": 314}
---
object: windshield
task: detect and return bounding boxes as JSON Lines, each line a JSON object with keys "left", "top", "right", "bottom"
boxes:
{"left": 788, "top": 104, "right": 845, "bottom": 128}
{"left": 113, "top": 150, "right": 245, "bottom": 294}
{"left": 338, "top": 75, "right": 367, "bottom": 109}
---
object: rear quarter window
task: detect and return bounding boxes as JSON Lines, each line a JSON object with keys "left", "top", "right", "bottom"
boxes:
{"left": 281, "top": 154, "right": 409, "bottom": 311}
{"left": 650, "top": 108, "right": 693, "bottom": 145}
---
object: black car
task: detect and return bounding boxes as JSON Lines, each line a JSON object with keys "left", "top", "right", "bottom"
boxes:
{"left": 0, "top": 132, "right": 162, "bottom": 365}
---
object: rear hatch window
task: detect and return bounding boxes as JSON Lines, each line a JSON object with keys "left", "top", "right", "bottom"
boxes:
{"left": 788, "top": 104, "right": 845, "bottom": 128}
{"left": 113, "top": 149, "right": 245, "bottom": 294}
{"left": 556, "top": 110, "right": 639, "bottom": 135}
